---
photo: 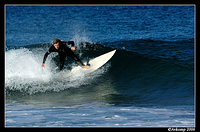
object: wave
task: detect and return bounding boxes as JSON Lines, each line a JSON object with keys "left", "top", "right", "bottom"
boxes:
{"left": 103, "top": 38, "right": 194, "bottom": 68}
{"left": 5, "top": 41, "right": 194, "bottom": 106}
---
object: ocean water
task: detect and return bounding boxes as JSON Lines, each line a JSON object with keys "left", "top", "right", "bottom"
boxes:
{"left": 5, "top": 5, "right": 195, "bottom": 127}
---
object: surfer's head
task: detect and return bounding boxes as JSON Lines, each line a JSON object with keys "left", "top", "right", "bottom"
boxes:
{"left": 53, "top": 39, "right": 60, "bottom": 50}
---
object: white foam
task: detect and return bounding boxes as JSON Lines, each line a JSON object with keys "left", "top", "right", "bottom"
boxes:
{"left": 5, "top": 48, "right": 110, "bottom": 95}
{"left": 7, "top": 49, "right": 41, "bottom": 80}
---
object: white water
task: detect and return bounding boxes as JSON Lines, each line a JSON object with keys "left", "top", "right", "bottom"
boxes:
{"left": 5, "top": 47, "right": 110, "bottom": 95}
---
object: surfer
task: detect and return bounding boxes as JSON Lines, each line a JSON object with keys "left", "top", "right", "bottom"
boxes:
{"left": 42, "top": 39, "right": 90, "bottom": 70}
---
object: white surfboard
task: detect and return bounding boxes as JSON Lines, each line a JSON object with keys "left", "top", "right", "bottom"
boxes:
{"left": 69, "top": 49, "right": 116, "bottom": 75}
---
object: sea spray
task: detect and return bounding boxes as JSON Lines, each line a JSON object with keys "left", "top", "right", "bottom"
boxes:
{"left": 5, "top": 46, "right": 110, "bottom": 95}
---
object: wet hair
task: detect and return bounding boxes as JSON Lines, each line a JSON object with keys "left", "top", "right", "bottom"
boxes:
{"left": 53, "top": 39, "right": 61, "bottom": 44}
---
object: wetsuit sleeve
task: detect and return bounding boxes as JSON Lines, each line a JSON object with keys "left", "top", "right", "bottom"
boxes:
{"left": 42, "top": 46, "right": 54, "bottom": 64}
{"left": 42, "top": 51, "right": 50, "bottom": 64}
{"left": 67, "top": 41, "right": 75, "bottom": 47}
{"left": 60, "top": 41, "right": 75, "bottom": 47}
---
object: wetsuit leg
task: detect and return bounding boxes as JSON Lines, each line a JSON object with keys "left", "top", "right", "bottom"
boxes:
{"left": 59, "top": 55, "right": 66, "bottom": 70}
{"left": 67, "top": 50, "right": 85, "bottom": 67}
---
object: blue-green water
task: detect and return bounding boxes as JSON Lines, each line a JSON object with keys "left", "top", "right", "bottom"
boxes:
{"left": 5, "top": 5, "right": 195, "bottom": 127}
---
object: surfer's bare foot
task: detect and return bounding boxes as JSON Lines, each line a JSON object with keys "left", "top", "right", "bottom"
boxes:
{"left": 82, "top": 65, "right": 90, "bottom": 69}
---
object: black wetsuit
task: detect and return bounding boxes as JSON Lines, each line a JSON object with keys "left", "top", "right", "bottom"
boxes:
{"left": 43, "top": 41, "right": 85, "bottom": 70}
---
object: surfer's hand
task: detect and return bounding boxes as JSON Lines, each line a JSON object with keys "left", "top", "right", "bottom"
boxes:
{"left": 42, "top": 63, "right": 45, "bottom": 68}
{"left": 71, "top": 46, "right": 75, "bottom": 50}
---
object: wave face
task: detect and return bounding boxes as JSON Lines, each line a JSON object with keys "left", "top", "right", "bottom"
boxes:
{"left": 5, "top": 41, "right": 194, "bottom": 107}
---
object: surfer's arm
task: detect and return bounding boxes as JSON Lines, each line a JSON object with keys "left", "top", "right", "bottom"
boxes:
{"left": 67, "top": 41, "right": 75, "bottom": 47}
{"left": 42, "top": 51, "right": 50, "bottom": 64}
{"left": 62, "top": 41, "right": 74, "bottom": 46}
{"left": 42, "top": 46, "right": 55, "bottom": 66}
{"left": 60, "top": 41, "right": 75, "bottom": 50}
